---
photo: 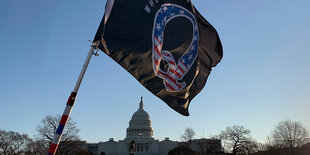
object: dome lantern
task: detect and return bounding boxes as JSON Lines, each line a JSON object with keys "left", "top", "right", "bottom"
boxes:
{"left": 139, "top": 96, "right": 143, "bottom": 109}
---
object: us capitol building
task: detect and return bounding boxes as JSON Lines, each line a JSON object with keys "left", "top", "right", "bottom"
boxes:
{"left": 80, "top": 98, "right": 222, "bottom": 155}
{"left": 81, "top": 98, "right": 178, "bottom": 155}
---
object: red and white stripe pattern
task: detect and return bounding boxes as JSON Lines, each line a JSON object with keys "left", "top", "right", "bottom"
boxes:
{"left": 153, "top": 36, "right": 163, "bottom": 74}
{"left": 153, "top": 36, "right": 185, "bottom": 91}
{"left": 47, "top": 92, "right": 77, "bottom": 155}
{"left": 162, "top": 51, "right": 186, "bottom": 91}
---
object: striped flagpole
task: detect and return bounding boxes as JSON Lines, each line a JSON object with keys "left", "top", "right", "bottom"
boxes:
{"left": 47, "top": 42, "right": 98, "bottom": 155}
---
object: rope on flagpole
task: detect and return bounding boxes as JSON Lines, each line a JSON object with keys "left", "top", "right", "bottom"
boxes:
{"left": 47, "top": 41, "right": 99, "bottom": 155}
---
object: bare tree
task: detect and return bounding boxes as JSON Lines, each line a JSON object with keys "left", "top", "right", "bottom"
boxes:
{"left": 237, "top": 138, "right": 259, "bottom": 155}
{"left": 180, "top": 127, "right": 195, "bottom": 150}
{"left": 25, "top": 138, "right": 49, "bottom": 155}
{"left": 181, "top": 127, "right": 195, "bottom": 142}
{"left": 37, "top": 115, "right": 80, "bottom": 142}
{"left": 36, "top": 115, "right": 81, "bottom": 154}
{"left": 0, "top": 129, "right": 30, "bottom": 155}
{"left": 270, "top": 119, "right": 309, "bottom": 154}
{"left": 218, "top": 125, "right": 257, "bottom": 155}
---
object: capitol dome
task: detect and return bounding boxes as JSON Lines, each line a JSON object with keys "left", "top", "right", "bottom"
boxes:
{"left": 126, "top": 97, "right": 153, "bottom": 138}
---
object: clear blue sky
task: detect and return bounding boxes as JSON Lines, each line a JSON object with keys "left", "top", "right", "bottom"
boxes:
{"left": 0, "top": 0, "right": 309, "bottom": 144}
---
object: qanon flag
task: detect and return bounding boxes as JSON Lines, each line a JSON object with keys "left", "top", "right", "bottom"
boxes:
{"left": 94, "top": 0, "right": 223, "bottom": 116}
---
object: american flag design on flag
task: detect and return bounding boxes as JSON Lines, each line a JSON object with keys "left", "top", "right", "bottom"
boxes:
{"left": 94, "top": 0, "right": 223, "bottom": 115}
{"left": 152, "top": 3, "right": 199, "bottom": 92}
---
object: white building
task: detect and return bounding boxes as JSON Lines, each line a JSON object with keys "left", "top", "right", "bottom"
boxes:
{"left": 82, "top": 98, "right": 178, "bottom": 155}
{"left": 81, "top": 98, "right": 223, "bottom": 155}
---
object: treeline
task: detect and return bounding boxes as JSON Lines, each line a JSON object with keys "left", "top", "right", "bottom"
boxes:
{"left": 0, "top": 115, "right": 82, "bottom": 155}
{"left": 174, "top": 120, "right": 310, "bottom": 155}
{"left": 1, "top": 118, "right": 309, "bottom": 155}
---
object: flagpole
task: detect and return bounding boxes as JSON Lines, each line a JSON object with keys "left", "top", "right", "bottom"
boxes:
{"left": 47, "top": 41, "right": 99, "bottom": 155}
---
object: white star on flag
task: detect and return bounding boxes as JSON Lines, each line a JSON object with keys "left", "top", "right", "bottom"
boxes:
{"left": 190, "top": 46, "right": 195, "bottom": 51}
{"left": 193, "top": 35, "right": 198, "bottom": 41}
{"left": 194, "top": 26, "right": 198, "bottom": 31}
{"left": 156, "top": 23, "right": 161, "bottom": 31}
{"left": 180, "top": 9, "right": 185, "bottom": 14}
{"left": 163, "top": 17, "right": 167, "bottom": 22}
{"left": 188, "top": 54, "right": 193, "bottom": 60}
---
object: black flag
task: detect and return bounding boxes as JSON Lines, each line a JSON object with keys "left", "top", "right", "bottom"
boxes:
{"left": 94, "top": 0, "right": 223, "bottom": 116}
